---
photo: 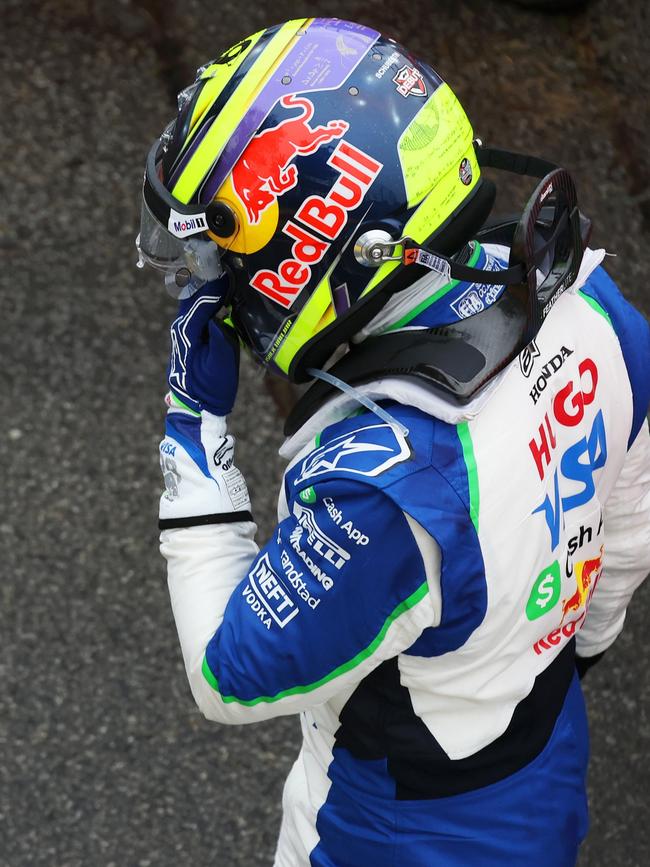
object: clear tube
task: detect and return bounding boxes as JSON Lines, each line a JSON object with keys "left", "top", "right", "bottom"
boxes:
{"left": 306, "top": 367, "right": 410, "bottom": 438}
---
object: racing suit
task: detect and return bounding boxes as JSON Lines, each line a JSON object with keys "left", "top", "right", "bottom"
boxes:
{"left": 159, "top": 248, "right": 650, "bottom": 866}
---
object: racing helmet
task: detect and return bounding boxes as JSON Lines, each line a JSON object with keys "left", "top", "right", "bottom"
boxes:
{"left": 138, "top": 18, "right": 500, "bottom": 382}
{"left": 139, "top": 18, "right": 586, "bottom": 385}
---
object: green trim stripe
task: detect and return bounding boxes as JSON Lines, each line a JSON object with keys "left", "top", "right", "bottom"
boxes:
{"left": 384, "top": 242, "right": 483, "bottom": 332}
{"left": 169, "top": 392, "right": 201, "bottom": 416}
{"left": 458, "top": 421, "right": 480, "bottom": 533}
{"left": 578, "top": 289, "right": 613, "bottom": 327}
{"left": 202, "top": 580, "right": 430, "bottom": 705}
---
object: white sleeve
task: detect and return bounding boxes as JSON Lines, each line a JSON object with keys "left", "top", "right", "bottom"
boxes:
{"left": 577, "top": 419, "right": 650, "bottom": 657}
{"left": 158, "top": 404, "right": 259, "bottom": 710}
{"left": 163, "top": 479, "right": 438, "bottom": 725}
{"left": 162, "top": 521, "right": 259, "bottom": 711}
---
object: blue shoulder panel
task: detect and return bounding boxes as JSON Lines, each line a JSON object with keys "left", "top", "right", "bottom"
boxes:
{"left": 289, "top": 407, "right": 488, "bottom": 658}
{"left": 204, "top": 475, "right": 428, "bottom": 704}
{"left": 579, "top": 266, "right": 650, "bottom": 447}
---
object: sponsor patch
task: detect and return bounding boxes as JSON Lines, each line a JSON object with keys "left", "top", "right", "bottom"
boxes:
{"left": 244, "top": 553, "right": 299, "bottom": 629}
{"left": 167, "top": 209, "right": 207, "bottom": 238}
{"left": 232, "top": 95, "right": 349, "bottom": 228}
{"left": 519, "top": 339, "right": 540, "bottom": 378}
{"left": 449, "top": 255, "right": 505, "bottom": 319}
{"left": 289, "top": 526, "right": 334, "bottom": 591}
{"left": 323, "top": 496, "right": 369, "bottom": 545}
{"left": 292, "top": 501, "right": 350, "bottom": 569}
{"left": 527, "top": 346, "right": 574, "bottom": 405}
{"left": 299, "top": 486, "right": 317, "bottom": 504}
{"left": 213, "top": 437, "right": 234, "bottom": 471}
{"left": 392, "top": 64, "right": 428, "bottom": 98}
{"left": 375, "top": 50, "right": 400, "bottom": 79}
{"left": 525, "top": 561, "right": 561, "bottom": 621}
{"left": 294, "top": 424, "right": 410, "bottom": 485}
{"left": 250, "top": 137, "right": 382, "bottom": 309}
{"left": 459, "top": 157, "right": 472, "bottom": 186}
{"left": 280, "top": 549, "right": 321, "bottom": 608}
{"left": 529, "top": 359, "right": 604, "bottom": 551}
{"left": 160, "top": 454, "right": 181, "bottom": 501}
{"left": 533, "top": 546, "right": 602, "bottom": 654}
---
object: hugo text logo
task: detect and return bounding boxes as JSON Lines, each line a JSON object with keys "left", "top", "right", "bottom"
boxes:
{"left": 529, "top": 358, "right": 607, "bottom": 550}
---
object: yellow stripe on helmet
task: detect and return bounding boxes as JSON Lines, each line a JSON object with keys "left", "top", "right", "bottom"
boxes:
{"left": 181, "top": 29, "right": 268, "bottom": 150}
{"left": 172, "top": 19, "right": 312, "bottom": 204}
{"left": 273, "top": 269, "right": 336, "bottom": 374}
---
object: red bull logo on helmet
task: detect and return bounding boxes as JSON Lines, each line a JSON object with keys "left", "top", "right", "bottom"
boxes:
{"left": 231, "top": 94, "right": 350, "bottom": 226}
{"left": 250, "top": 138, "right": 383, "bottom": 308}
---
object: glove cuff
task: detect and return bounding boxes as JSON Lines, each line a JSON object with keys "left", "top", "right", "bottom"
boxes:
{"left": 159, "top": 409, "right": 251, "bottom": 524}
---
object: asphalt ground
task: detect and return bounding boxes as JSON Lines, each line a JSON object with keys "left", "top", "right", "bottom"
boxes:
{"left": 1, "top": 0, "right": 648, "bottom": 864}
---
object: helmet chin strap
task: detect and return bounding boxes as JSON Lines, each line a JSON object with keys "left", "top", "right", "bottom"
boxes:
{"left": 306, "top": 367, "right": 410, "bottom": 438}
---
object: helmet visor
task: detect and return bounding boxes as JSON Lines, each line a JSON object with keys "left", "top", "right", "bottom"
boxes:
{"left": 136, "top": 199, "right": 224, "bottom": 298}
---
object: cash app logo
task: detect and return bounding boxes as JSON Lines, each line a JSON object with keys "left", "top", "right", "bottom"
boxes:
{"left": 526, "top": 561, "right": 561, "bottom": 621}
{"left": 299, "top": 486, "right": 317, "bottom": 504}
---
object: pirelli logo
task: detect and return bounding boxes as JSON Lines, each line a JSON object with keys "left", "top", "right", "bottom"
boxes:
{"left": 292, "top": 501, "right": 350, "bottom": 569}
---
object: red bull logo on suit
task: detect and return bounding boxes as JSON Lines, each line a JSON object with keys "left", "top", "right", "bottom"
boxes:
{"left": 533, "top": 546, "right": 603, "bottom": 655}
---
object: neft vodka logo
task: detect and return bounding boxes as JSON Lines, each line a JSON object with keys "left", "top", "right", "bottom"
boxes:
{"left": 294, "top": 424, "right": 410, "bottom": 485}
{"left": 292, "top": 502, "right": 350, "bottom": 569}
{"left": 243, "top": 553, "right": 299, "bottom": 630}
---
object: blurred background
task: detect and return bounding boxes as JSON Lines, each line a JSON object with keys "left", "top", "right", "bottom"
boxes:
{"left": 1, "top": 0, "right": 648, "bottom": 864}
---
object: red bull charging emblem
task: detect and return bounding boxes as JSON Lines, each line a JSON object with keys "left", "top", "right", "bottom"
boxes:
{"left": 232, "top": 94, "right": 350, "bottom": 226}
{"left": 232, "top": 95, "right": 383, "bottom": 310}
{"left": 533, "top": 546, "right": 603, "bottom": 655}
